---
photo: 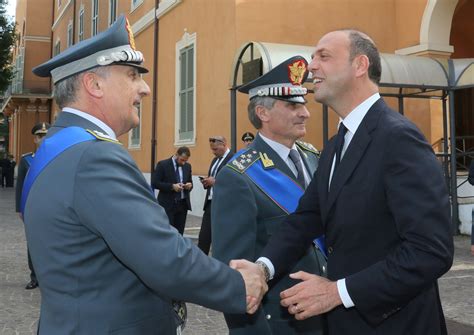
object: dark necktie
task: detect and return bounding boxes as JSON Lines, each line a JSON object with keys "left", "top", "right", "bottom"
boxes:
{"left": 289, "top": 149, "right": 306, "bottom": 188}
{"left": 175, "top": 162, "right": 183, "bottom": 200}
{"left": 333, "top": 123, "right": 348, "bottom": 172}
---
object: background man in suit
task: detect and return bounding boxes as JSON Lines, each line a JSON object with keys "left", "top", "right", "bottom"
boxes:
{"left": 197, "top": 135, "right": 233, "bottom": 255}
{"left": 235, "top": 29, "right": 454, "bottom": 334}
{"left": 152, "top": 146, "right": 193, "bottom": 235}
{"left": 212, "top": 56, "right": 326, "bottom": 334}
{"left": 15, "top": 122, "right": 50, "bottom": 290}
{"left": 24, "top": 16, "right": 266, "bottom": 334}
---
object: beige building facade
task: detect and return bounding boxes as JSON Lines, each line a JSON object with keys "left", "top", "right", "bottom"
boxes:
{"left": 2, "top": 0, "right": 473, "bottom": 219}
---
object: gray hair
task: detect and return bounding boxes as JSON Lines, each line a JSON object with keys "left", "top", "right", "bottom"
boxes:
{"left": 247, "top": 96, "right": 277, "bottom": 129}
{"left": 341, "top": 29, "right": 381, "bottom": 85}
{"left": 53, "top": 66, "right": 110, "bottom": 109}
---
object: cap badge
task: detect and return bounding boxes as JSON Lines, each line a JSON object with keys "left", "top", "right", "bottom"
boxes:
{"left": 288, "top": 60, "right": 307, "bottom": 85}
{"left": 125, "top": 18, "right": 136, "bottom": 50}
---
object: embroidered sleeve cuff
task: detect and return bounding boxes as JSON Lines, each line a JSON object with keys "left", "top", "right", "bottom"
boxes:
{"left": 337, "top": 278, "right": 355, "bottom": 308}
{"left": 256, "top": 257, "right": 275, "bottom": 280}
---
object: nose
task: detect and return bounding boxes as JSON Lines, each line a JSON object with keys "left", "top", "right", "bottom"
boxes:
{"left": 139, "top": 79, "right": 151, "bottom": 97}
{"left": 308, "top": 57, "right": 319, "bottom": 74}
{"left": 298, "top": 105, "right": 310, "bottom": 119}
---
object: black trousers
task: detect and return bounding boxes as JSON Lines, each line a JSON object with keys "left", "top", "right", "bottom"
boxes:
{"left": 165, "top": 200, "right": 188, "bottom": 235}
{"left": 198, "top": 201, "right": 212, "bottom": 255}
{"left": 27, "top": 247, "right": 37, "bottom": 283}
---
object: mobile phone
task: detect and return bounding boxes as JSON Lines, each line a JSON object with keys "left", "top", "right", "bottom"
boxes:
{"left": 198, "top": 176, "right": 204, "bottom": 180}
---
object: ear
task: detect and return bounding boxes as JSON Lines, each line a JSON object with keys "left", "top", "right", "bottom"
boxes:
{"left": 354, "top": 54, "right": 369, "bottom": 78}
{"left": 82, "top": 72, "right": 104, "bottom": 99}
{"left": 255, "top": 105, "right": 271, "bottom": 123}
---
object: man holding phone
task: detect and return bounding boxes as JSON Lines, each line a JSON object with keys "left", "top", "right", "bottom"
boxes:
{"left": 152, "top": 146, "right": 193, "bottom": 235}
{"left": 198, "top": 136, "right": 233, "bottom": 255}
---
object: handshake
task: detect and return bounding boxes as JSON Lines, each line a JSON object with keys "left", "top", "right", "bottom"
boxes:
{"left": 230, "top": 259, "right": 269, "bottom": 314}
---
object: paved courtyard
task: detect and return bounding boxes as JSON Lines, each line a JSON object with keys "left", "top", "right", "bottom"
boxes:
{"left": 1, "top": 186, "right": 473, "bottom": 334}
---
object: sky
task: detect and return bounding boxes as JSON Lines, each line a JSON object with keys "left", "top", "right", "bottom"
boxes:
{"left": 5, "top": 0, "right": 16, "bottom": 18}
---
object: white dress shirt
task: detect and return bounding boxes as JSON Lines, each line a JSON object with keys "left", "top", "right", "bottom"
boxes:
{"left": 208, "top": 148, "right": 231, "bottom": 200}
{"left": 259, "top": 93, "right": 381, "bottom": 309}
{"left": 62, "top": 107, "right": 117, "bottom": 140}
{"left": 259, "top": 133, "right": 310, "bottom": 183}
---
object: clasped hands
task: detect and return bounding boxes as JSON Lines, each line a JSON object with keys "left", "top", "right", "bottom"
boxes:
{"left": 230, "top": 260, "right": 342, "bottom": 317}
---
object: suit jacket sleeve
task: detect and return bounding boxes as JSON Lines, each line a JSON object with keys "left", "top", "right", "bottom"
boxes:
{"left": 345, "top": 122, "right": 453, "bottom": 325}
{"left": 73, "top": 142, "right": 246, "bottom": 313}
{"left": 151, "top": 160, "right": 174, "bottom": 192}
{"left": 260, "top": 169, "right": 324, "bottom": 279}
{"left": 469, "top": 160, "right": 474, "bottom": 185}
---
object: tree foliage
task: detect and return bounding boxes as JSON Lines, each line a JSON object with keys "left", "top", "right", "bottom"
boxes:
{"left": 0, "top": 0, "right": 16, "bottom": 94}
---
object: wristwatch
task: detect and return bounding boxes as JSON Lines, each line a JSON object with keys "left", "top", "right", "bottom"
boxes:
{"left": 255, "top": 260, "right": 270, "bottom": 282}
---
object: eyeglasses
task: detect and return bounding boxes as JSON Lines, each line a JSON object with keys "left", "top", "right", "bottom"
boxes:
{"left": 209, "top": 137, "right": 224, "bottom": 144}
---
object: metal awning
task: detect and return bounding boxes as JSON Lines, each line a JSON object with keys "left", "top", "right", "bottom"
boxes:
{"left": 229, "top": 41, "right": 474, "bottom": 233}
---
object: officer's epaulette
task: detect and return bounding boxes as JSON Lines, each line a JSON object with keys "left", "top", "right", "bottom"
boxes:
{"left": 296, "top": 140, "right": 320, "bottom": 156}
{"left": 86, "top": 130, "right": 122, "bottom": 145}
{"left": 228, "top": 149, "right": 261, "bottom": 174}
{"left": 21, "top": 152, "right": 33, "bottom": 158}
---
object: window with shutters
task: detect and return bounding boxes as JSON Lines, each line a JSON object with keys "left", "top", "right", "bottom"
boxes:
{"left": 175, "top": 32, "right": 196, "bottom": 144}
{"left": 78, "top": 7, "right": 84, "bottom": 41}
{"left": 92, "top": 0, "right": 99, "bottom": 36}
{"left": 109, "top": 0, "right": 118, "bottom": 26}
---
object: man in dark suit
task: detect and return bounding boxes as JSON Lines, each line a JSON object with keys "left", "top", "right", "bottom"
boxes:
{"left": 197, "top": 135, "right": 233, "bottom": 255}
{"left": 234, "top": 29, "right": 454, "bottom": 334}
{"left": 15, "top": 122, "right": 51, "bottom": 290}
{"left": 212, "top": 56, "right": 326, "bottom": 334}
{"left": 24, "top": 16, "right": 267, "bottom": 334}
{"left": 152, "top": 146, "right": 193, "bottom": 235}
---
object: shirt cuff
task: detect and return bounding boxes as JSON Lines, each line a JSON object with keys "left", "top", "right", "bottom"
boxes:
{"left": 337, "top": 278, "right": 355, "bottom": 308}
{"left": 256, "top": 257, "right": 275, "bottom": 280}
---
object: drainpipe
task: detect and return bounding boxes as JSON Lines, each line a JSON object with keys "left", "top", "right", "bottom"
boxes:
{"left": 150, "top": 0, "right": 160, "bottom": 173}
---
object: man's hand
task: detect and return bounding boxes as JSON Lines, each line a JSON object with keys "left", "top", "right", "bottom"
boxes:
{"left": 230, "top": 259, "right": 268, "bottom": 314}
{"left": 172, "top": 183, "right": 184, "bottom": 192}
{"left": 183, "top": 182, "right": 193, "bottom": 191}
{"left": 201, "top": 176, "right": 215, "bottom": 188}
{"left": 280, "top": 271, "right": 342, "bottom": 320}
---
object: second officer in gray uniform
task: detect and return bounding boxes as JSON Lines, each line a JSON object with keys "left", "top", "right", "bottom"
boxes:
{"left": 212, "top": 56, "right": 326, "bottom": 334}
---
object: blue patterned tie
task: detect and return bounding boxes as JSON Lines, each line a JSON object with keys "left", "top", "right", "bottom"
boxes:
{"left": 289, "top": 149, "right": 306, "bottom": 188}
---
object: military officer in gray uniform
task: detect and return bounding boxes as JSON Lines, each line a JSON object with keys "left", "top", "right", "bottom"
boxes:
{"left": 212, "top": 56, "right": 326, "bottom": 334}
{"left": 24, "top": 15, "right": 267, "bottom": 335}
{"left": 15, "top": 122, "right": 51, "bottom": 290}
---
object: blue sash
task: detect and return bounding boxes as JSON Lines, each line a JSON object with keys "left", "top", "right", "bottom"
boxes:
{"left": 238, "top": 151, "right": 327, "bottom": 258}
{"left": 20, "top": 127, "right": 96, "bottom": 215}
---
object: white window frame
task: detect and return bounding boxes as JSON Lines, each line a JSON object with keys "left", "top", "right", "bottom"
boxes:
{"left": 78, "top": 7, "right": 84, "bottom": 41}
{"left": 156, "top": 0, "right": 182, "bottom": 18}
{"left": 128, "top": 102, "right": 142, "bottom": 149}
{"left": 175, "top": 31, "right": 197, "bottom": 145}
{"left": 131, "top": 0, "right": 144, "bottom": 12}
{"left": 67, "top": 20, "right": 73, "bottom": 47}
{"left": 109, "top": 0, "right": 118, "bottom": 26}
{"left": 91, "top": 0, "right": 99, "bottom": 36}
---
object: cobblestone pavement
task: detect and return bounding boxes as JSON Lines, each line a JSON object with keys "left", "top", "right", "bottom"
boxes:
{"left": 1, "top": 186, "right": 474, "bottom": 334}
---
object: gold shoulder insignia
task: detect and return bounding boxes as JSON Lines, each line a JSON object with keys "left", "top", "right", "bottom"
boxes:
{"left": 259, "top": 152, "right": 274, "bottom": 169}
{"left": 87, "top": 130, "right": 122, "bottom": 145}
{"left": 296, "top": 140, "right": 320, "bottom": 156}
{"left": 228, "top": 149, "right": 260, "bottom": 174}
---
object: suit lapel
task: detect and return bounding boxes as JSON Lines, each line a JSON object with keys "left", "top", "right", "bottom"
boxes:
{"left": 326, "top": 99, "right": 384, "bottom": 213}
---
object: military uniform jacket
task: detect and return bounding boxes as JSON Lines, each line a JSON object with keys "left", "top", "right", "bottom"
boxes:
{"left": 23, "top": 112, "right": 246, "bottom": 335}
{"left": 212, "top": 134, "right": 326, "bottom": 335}
{"left": 15, "top": 152, "right": 33, "bottom": 213}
